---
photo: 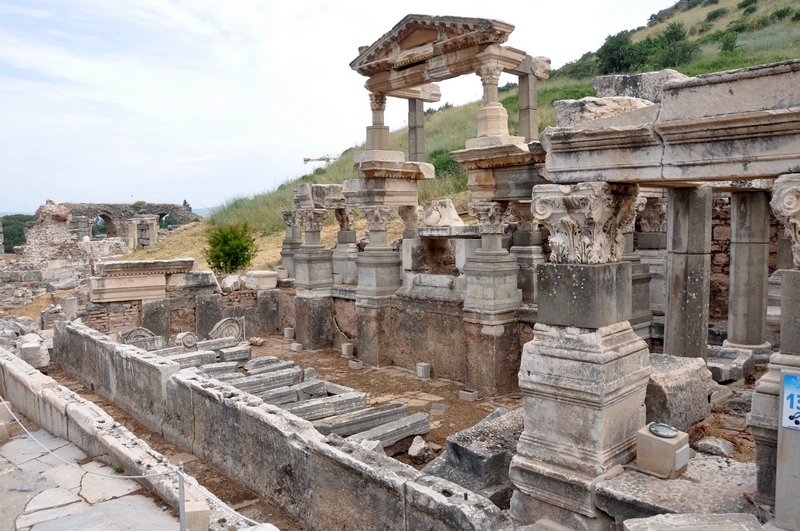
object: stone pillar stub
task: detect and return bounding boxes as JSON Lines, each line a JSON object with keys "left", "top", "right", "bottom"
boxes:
{"left": 408, "top": 98, "right": 425, "bottom": 162}
{"left": 664, "top": 187, "right": 712, "bottom": 360}
{"left": 537, "top": 263, "right": 632, "bottom": 328}
{"left": 518, "top": 74, "right": 538, "bottom": 142}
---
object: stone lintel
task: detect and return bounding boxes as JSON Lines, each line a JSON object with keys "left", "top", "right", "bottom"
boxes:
{"left": 89, "top": 274, "right": 166, "bottom": 303}
{"left": 95, "top": 258, "right": 196, "bottom": 277}
{"left": 386, "top": 83, "right": 441, "bottom": 102}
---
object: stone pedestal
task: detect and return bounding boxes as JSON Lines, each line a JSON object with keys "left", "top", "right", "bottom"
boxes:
{"left": 724, "top": 191, "right": 771, "bottom": 355}
{"left": 294, "top": 210, "right": 334, "bottom": 350}
{"left": 664, "top": 187, "right": 712, "bottom": 360}
{"left": 280, "top": 211, "right": 304, "bottom": 277}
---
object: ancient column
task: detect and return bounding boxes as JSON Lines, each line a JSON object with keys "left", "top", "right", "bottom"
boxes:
{"left": 622, "top": 195, "right": 653, "bottom": 341}
{"left": 293, "top": 208, "right": 334, "bottom": 349}
{"left": 367, "top": 92, "right": 389, "bottom": 151}
{"left": 518, "top": 74, "right": 538, "bottom": 142}
{"left": 510, "top": 182, "right": 651, "bottom": 530}
{"left": 723, "top": 191, "right": 772, "bottom": 356}
{"left": 749, "top": 174, "right": 800, "bottom": 510}
{"left": 398, "top": 205, "right": 426, "bottom": 274}
{"left": 462, "top": 201, "right": 521, "bottom": 396}
{"left": 509, "top": 203, "right": 545, "bottom": 304}
{"left": 637, "top": 191, "right": 669, "bottom": 315}
{"left": 0, "top": 219, "right": 4, "bottom": 261}
{"left": 332, "top": 208, "right": 358, "bottom": 284}
{"left": 664, "top": 187, "right": 713, "bottom": 360}
{"left": 355, "top": 206, "right": 401, "bottom": 366}
{"left": 280, "top": 210, "right": 303, "bottom": 278}
{"left": 473, "top": 61, "right": 508, "bottom": 144}
{"left": 408, "top": 98, "right": 425, "bottom": 162}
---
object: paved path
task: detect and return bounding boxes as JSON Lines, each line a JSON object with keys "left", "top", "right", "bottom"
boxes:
{"left": 0, "top": 420, "right": 180, "bottom": 531}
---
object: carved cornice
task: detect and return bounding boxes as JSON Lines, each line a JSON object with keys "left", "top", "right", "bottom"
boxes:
{"left": 638, "top": 197, "right": 668, "bottom": 233}
{"left": 282, "top": 210, "right": 302, "bottom": 229}
{"left": 301, "top": 209, "right": 329, "bottom": 232}
{"left": 532, "top": 182, "right": 639, "bottom": 264}
{"left": 361, "top": 206, "right": 395, "bottom": 232}
{"left": 468, "top": 201, "right": 506, "bottom": 234}
{"left": 334, "top": 208, "right": 354, "bottom": 231}
{"left": 771, "top": 174, "right": 800, "bottom": 267}
{"left": 370, "top": 92, "right": 387, "bottom": 112}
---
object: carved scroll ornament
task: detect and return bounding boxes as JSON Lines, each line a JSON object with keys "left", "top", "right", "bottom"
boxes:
{"left": 468, "top": 201, "right": 506, "bottom": 234}
{"left": 361, "top": 206, "right": 394, "bottom": 232}
{"left": 281, "top": 210, "right": 302, "bottom": 229}
{"left": 301, "top": 209, "right": 329, "bottom": 232}
{"left": 771, "top": 174, "right": 800, "bottom": 268}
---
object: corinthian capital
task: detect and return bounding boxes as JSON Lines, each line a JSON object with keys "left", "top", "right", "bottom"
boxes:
{"left": 510, "top": 203, "right": 536, "bottom": 231}
{"left": 771, "top": 174, "right": 800, "bottom": 268}
{"left": 621, "top": 195, "right": 647, "bottom": 234}
{"left": 468, "top": 201, "right": 506, "bottom": 234}
{"left": 369, "top": 92, "right": 387, "bottom": 112}
{"left": 532, "top": 182, "right": 639, "bottom": 264}
{"left": 301, "top": 209, "right": 328, "bottom": 232}
{"left": 475, "top": 63, "right": 503, "bottom": 86}
{"left": 281, "top": 210, "right": 302, "bottom": 229}
{"left": 397, "top": 205, "right": 421, "bottom": 232}
{"left": 334, "top": 208, "right": 354, "bottom": 231}
{"left": 638, "top": 196, "right": 668, "bottom": 233}
{"left": 361, "top": 206, "right": 394, "bottom": 232}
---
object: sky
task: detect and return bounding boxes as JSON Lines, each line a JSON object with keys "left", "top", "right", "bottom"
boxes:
{"left": 0, "top": 0, "right": 676, "bottom": 215}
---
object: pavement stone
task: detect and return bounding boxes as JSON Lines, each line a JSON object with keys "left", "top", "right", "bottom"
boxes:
{"left": 25, "top": 487, "right": 83, "bottom": 512}
{"left": 78, "top": 462, "right": 141, "bottom": 504}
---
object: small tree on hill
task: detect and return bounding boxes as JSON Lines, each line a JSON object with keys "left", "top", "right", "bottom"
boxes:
{"left": 204, "top": 223, "right": 259, "bottom": 274}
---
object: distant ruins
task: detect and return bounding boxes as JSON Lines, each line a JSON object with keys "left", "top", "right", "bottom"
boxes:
{"left": 2, "top": 13, "right": 800, "bottom": 531}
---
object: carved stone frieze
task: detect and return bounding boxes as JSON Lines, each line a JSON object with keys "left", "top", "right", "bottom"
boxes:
{"left": 532, "top": 182, "right": 640, "bottom": 264}
{"left": 301, "top": 209, "right": 329, "bottom": 232}
{"left": 334, "top": 208, "right": 354, "bottom": 231}
{"left": 468, "top": 201, "right": 506, "bottom": 234}
{"left": 361, "top": 206, "right": 394, "bottom": 232}
{"left": 771, "top": 173, "right": 800, "bottom": 267}
{"left": 282, "top": 210, "right": 302, "bottom": 229}
{"left": 638, "top": 197, "right": 668, "bottom": 233}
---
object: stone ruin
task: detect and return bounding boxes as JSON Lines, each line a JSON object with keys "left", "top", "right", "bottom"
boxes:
{"left": 3, "top": 13, "right": 800, "bottom": 531}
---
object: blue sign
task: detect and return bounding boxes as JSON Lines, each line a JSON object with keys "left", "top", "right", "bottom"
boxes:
{"left": 782, "top": 373, "right": 800, "bottom": 430}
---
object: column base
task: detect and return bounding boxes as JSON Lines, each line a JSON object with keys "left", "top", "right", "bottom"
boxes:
{"left": 355, "top": 297, "right": 393, "bottom": 367}
{"left": 294, "top": 294, "right": 333, "bottom": 350}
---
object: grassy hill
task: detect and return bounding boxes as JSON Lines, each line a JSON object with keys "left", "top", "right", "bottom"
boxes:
{"left": 124, "top": 0, "right": 800, "bottom": 269}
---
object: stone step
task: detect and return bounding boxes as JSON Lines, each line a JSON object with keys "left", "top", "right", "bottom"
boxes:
{"left": 313, "top": 403, "right": 409, "bottom": 437}
{"left": 283, "top": 391, "right": 366, "bottom": 421}
{"left": 227, "top": 368, "right": 302, "bottom": 394}
{"left": 243, "top": 356, "right": 282, "bottom": 371}
{"left": 347, "top": 412, "right": 430, "bottom": 447}
{"left": 257, "top": 380, "right": 328, "bottom": 405}
{"left": 167, "top": 350, "right": 216, "bottom": 369}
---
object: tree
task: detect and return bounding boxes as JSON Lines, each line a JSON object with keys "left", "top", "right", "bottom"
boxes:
{"left": 2, "top": 214, "right": 37, "bottom": 253}
{"left": 596, "top": 31, "right": 634, "bottom": 74}
{"left": 203, "top": 223, "right": 259, "bottom": 274}
{"left": 182, "top": 199, "right": 192, "bottom": 212}
{"left": 653, "top": 22, "right": 699, "bottom": 68}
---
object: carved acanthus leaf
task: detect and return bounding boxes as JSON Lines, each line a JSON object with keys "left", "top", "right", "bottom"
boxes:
{"left": 281, "top": 210, "right": 302, "bottom": 229}
{"left": 370, "top": 92, "right": 387, "bottom": 111}
{"left": 468, "top": 201, "right": 506, "bottom": 234}
{"left": 334, "top": 208, "right": 354, "bottom": 231}
{"left": 476, "top": 63, "right": 503, "bottom": 86}
{"left": 638, "top": 197, "right": 668, "bottom": 233}
{"left": 301, "top": 209, "right": 329, "bottom": 232}
{"left": 361, "top": 206, "right": 394, "bottom": 232}
{"left": 771, "top": 174, "right": 800, "bottom": 268}
{"left": 510, "top": 203, "right": 536, "bottom": 231}
{"left": 532, "top": 182, "right": 639, "bottom": 264}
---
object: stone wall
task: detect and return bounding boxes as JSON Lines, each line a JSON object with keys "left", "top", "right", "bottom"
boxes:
{"left": 709, "top": 195, "right": 783, "bottom": 320}
{"left": 63, "top": 202, "right": 195, "bottom": 226}
{"left": 87, "top": 301, "right": 142, "bottom": 335}
{"left": 51, "top": 322, "right": 509, "bottom": 531}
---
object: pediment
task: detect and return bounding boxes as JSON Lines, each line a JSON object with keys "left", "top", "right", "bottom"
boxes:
{"left": 351, "top": 15, "right": 514, "bottom": 77}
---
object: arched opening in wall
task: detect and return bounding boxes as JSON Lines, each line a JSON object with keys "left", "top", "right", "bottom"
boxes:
{"left": 97, "top": 214, "right": 116, "bottom": 237}
{"left": 158, "top": 213, "right": 177, "bottom": 229}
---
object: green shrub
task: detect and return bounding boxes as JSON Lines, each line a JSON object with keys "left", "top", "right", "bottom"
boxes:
{"left": 772, "top": 7, "right": 794, "bottom": 21}
{"left": 702, "top": 0, "right": 719, "bottom": 6}
{"left": 737, "top": 0, "right": 757, "bottom": 9}
{"left": 132, "top": 200, "right": 147, "bottom": 209}
{"left": 744, "top": 5, "right": 757, "bottom": 15}
{"left": 793, "top": 11, "right": 800, "bottom": 22}
{"left": 727, "top": 18, "right": 750, "bottom": 32}
{"left": 203, "top": 223, "right": 259, "bottom": 274}
{"left": 706, "top": 8, "right": 729, "bottom": 22}
{"left": 719, "top": 31, "right": 739, "bottom": 52}
{"left": 684, "top": 0, "right": 703, "bottom": 9}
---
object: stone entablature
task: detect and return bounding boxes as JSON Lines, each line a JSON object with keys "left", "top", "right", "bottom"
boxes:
{"left": 95, "top": 258, "right": 196, "bottom": 277}
{"left": 542, "top": 60, "right": 800, "bottom": 186}
{"left": 90, "top": 258, "right": 200, "bottom": 303}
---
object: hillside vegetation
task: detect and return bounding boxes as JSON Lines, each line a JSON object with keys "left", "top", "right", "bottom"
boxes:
{"left": 130, "top": 0, "right": 800, "bottom": 268}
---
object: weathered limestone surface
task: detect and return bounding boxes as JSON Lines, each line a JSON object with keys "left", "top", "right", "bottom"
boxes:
{"left": 646, "top": 354, "right": 711, "bottom": 431}
{"left": 554, "top": 97, "right": 653, "bottom": 128}
{"left": 623, "top": 513, "right": 763, "bottom": 531}
{"left": 347, "top": 412, "right": 431, "bottom": 447}
{"left": 592, "top": 69, "right": 688, "bottom": 103}
{"left": 312, "top": 403, "right": 409, "bottom": 437}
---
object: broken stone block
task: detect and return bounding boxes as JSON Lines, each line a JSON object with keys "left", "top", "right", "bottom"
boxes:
{"left": 408, "top": 435, "right": 434, "bottom": 464}
{"left": 283, "top": 391, "right": 367, "bottom": 421}
{"left": 200, "top": 361, "right": 239, "bottom": 376}
{"left": 459, "top": 389, "right": 478, "bottom": 402}
{"left": 312, "top": 403, "right": 409, "bottom": 437}
{"left": 245, "top": 360, "right": 296, "bottom": 375}
{"left": 226, "top": 368, "right": 302, "bottom": 395}
{"left": 244, "top": 270, "right": 277, "bottom": 290}
{"left": 592, "top": 69, "right": 688, "bottom": 103}
{"left": 290, "top": 343, "right": 303, "bottom": 352}
{"left": 166, "top": 350, "right": 216, "bottom": 369}
{"left": 221, "top": 275, "right": 241, "bottom": 293}
{"left": 359, "top": 439, "right": 385, "bottom": 454}
{"left": 623, "top": 513, "right": 763, "bottom": 531}
{"left": 219, "top": 344, "right": 251, "bottom": 363}
{"left": 244, "top": 356, "right": 281, "bottom": 371}
{"left": 554, "top": 96, "right": 654, "bottom": 128}
{"left": 293, "top": 183, "right": 345, "bottom": 210}
{"left": 257, "top": 380, "right": 327, "bottom": 405}
{"left": 19, "top": 342, "right": 49, "bottom": 369}
{"left": 195, "top": 337, "right": 240, "bottom": 352}
{"left": 706, "top": 346, "right": 755, "bottom": 383}
{"left": 646, "top": 354, "right": 711, "bottom": 432}
{"left": 348, "top": 412, "right": 430, "bottom": 448}
{"left": 696, "top": 436, "right": 734, "bottom": 458}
